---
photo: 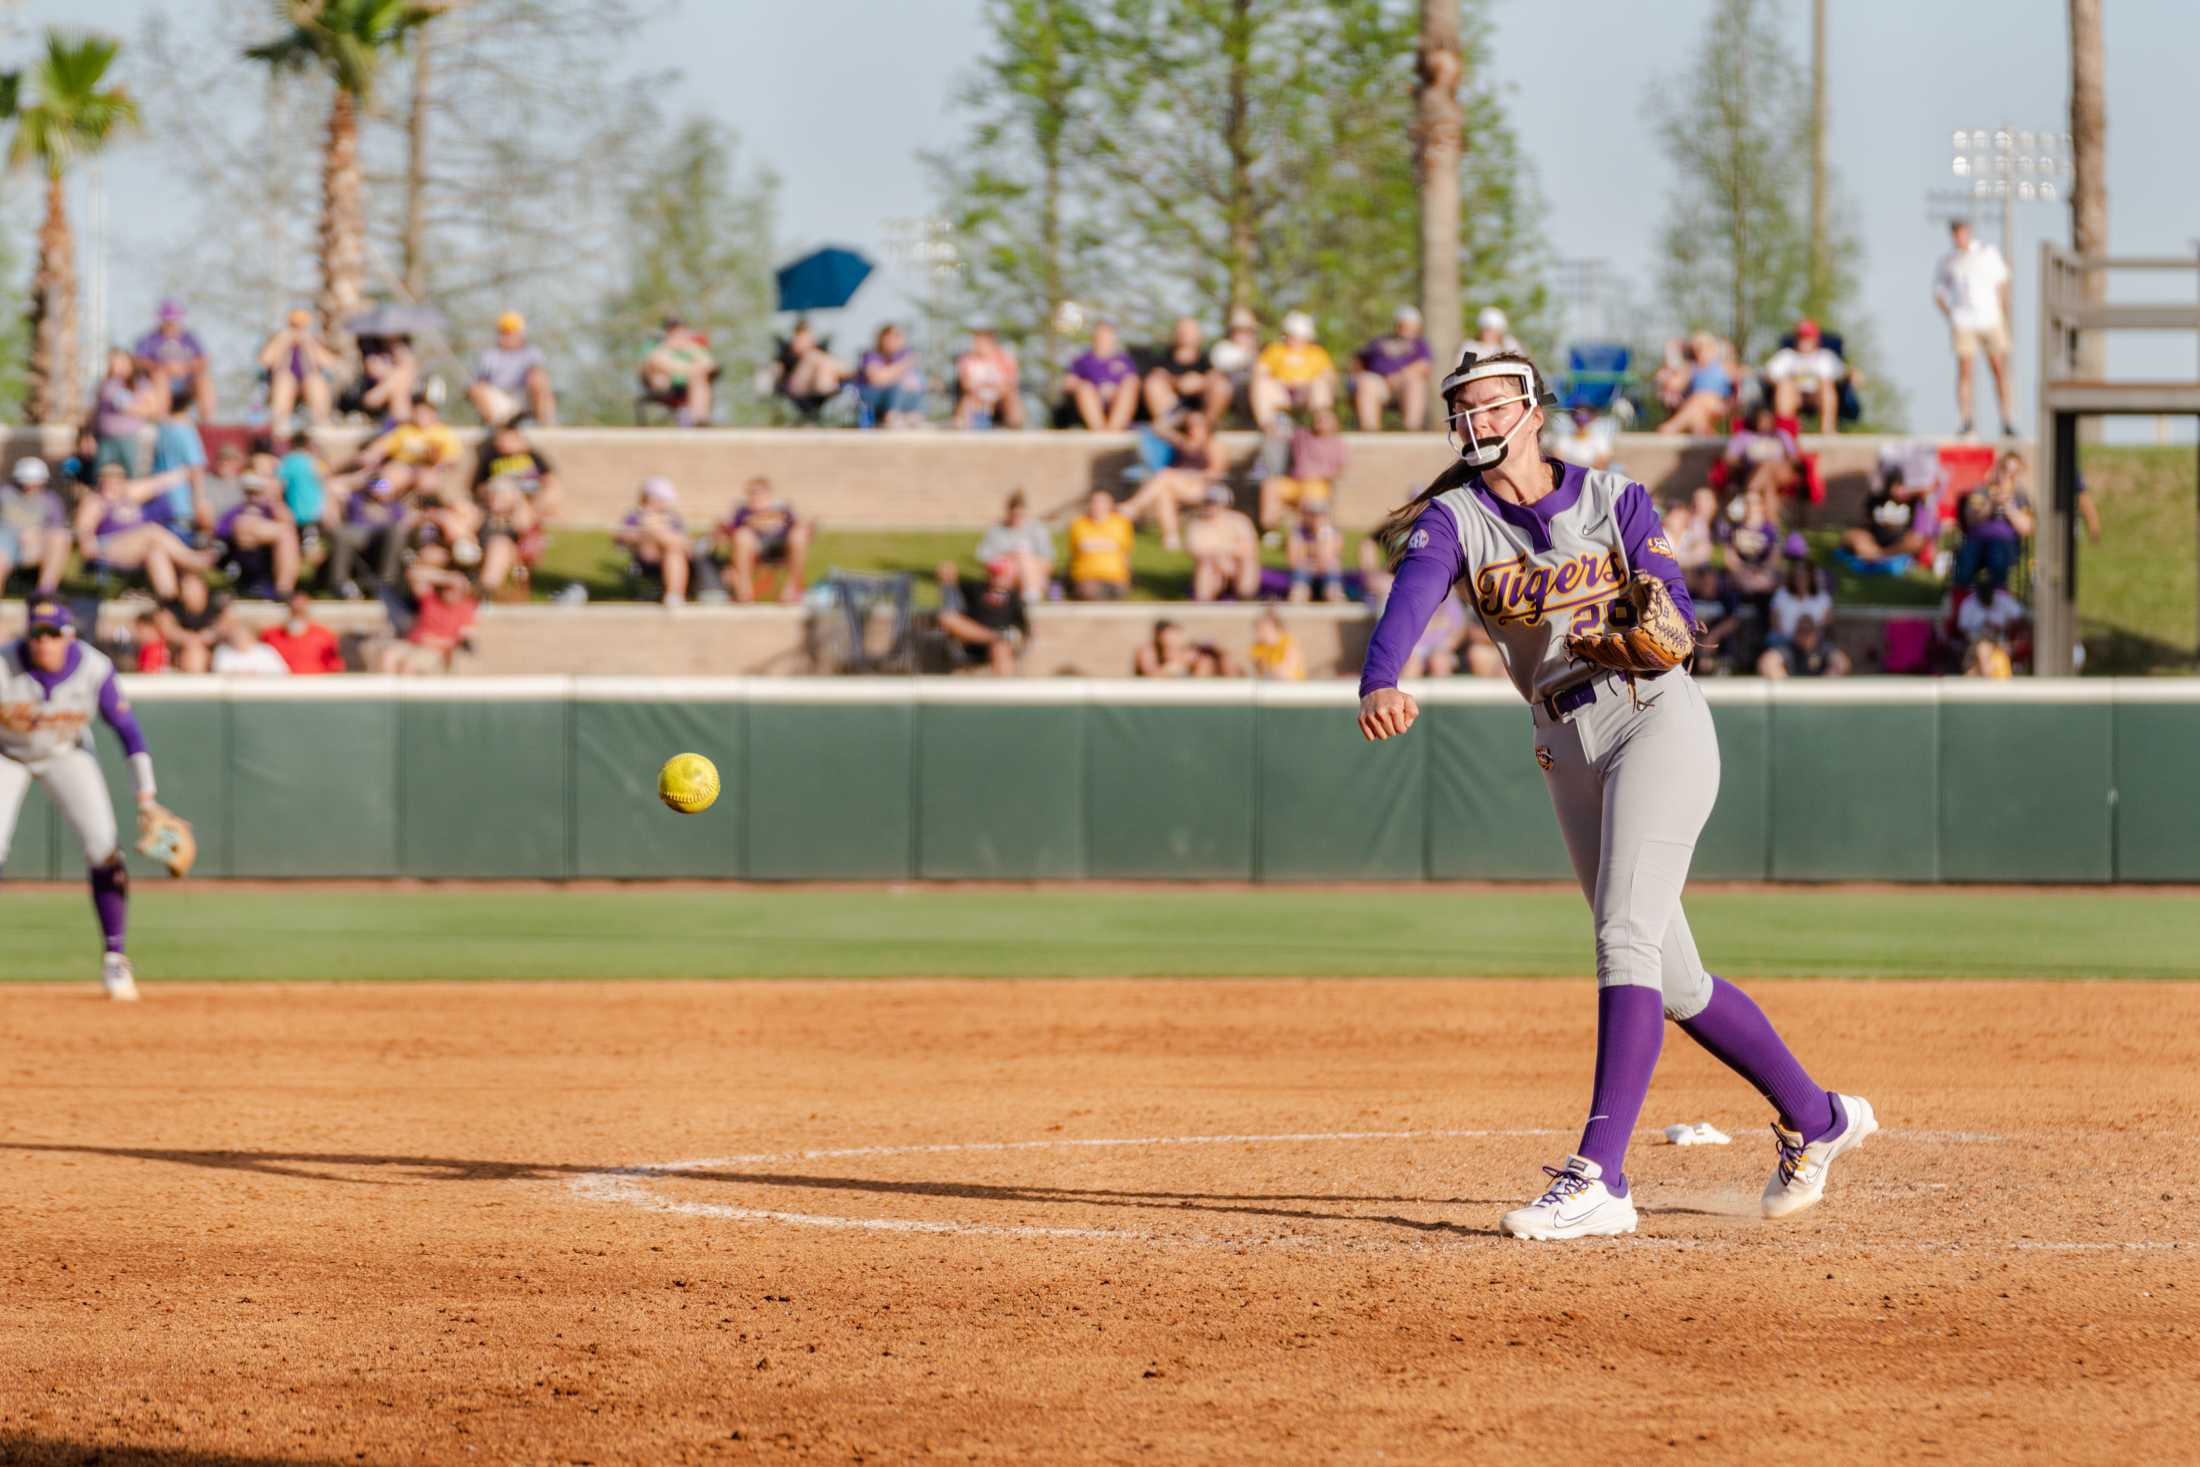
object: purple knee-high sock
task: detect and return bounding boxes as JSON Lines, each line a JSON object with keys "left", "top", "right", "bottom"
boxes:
{"left": 1575, "top": 984, "right": 1665, "bottom": 1195}
{"left": 1678, "top": 975, "right": 1837, "bottom": 1141}
{"left": 89, "top": 861, "right": 128, "bottom": 955}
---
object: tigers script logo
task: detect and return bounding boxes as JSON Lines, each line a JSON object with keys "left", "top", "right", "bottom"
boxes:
{"left": 1472, "top": 549, "right": 1625, "bottom": 629}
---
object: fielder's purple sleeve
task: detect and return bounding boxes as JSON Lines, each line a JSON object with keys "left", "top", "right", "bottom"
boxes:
{"left": 1613, "top": 482, "right": 1696, "bottom": 626}
{"left": 97, "top": 671, "right": 148, "bottom": 758}
{"left": 1359, "top": 502, "right": 1465, "bottom": 697}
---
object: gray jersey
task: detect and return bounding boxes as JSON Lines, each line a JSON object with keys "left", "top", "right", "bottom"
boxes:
{"left": 1362, "top": 459, "right": 1693, "bottom": 704}
{"left": 0, "top": 640, "right": 138, "bottom": 764}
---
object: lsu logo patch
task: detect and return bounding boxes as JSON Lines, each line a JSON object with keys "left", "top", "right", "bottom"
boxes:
{"left": 1535, "top": 745, "right": 1554, "bottom": 771}
{"left": 1406, "top": 528, "right": 1430, "bottom": 551}
{"left": 1646, "top": 534, "right": 1675, "bottom": 558}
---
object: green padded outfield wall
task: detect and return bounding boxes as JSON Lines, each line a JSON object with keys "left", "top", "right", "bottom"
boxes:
{"left": 43, "top": 677, "right": 2200, "bottom": 885}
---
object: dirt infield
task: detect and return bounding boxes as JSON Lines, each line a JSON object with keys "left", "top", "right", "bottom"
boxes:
{"left": 3, "top": 978, "right": 2196, "bottom": 1465}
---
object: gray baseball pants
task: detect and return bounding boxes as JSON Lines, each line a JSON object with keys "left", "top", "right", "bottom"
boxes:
{"left": 0, "top": 749, "right": 121, "bottom": 869}
{"left": 1532, "top": 669, "right": 1718, "bottom": 1021}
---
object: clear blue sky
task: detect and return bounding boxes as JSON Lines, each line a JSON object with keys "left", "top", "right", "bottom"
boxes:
{"left": 13, "top": 0, "right": 2199, "bottom": 438}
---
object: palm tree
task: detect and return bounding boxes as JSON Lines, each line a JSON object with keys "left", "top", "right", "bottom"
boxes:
{"left": 1414, "top": 0, "right": 1462, "bottom": 375}
{"left": 246, "top": 0, "right": 441, "bottom": 341}
{"left": 6, "top": 33, "right": 139, "bottom": 424}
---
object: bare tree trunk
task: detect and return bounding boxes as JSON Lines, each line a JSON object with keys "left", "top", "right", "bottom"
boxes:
{"left": 403, "top": 34, "right": 432, "bottom": 302}
{"left": 2068, "top": 0, "right": 2107, "bottom": 386}
{"left": 26, "top": 174, "right": 78, "bottom": 424}
{"left": 319, "top": 89, "right": 365, "bottom": 345}
{"left": 1806, "top": 0, "right": 1828, "bottom": 317}
{"left": 1415, "top": 0, "right": 1463, "bottom": 375}
{"left": 1223, "top": 0, "right": 1256, "bottom": 314}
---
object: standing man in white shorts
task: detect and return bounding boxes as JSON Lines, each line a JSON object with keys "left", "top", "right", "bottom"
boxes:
{"left": 1933, "top": 219, "right": 2017, "bottom": 439}
{"left": 1, "top": 599, "right": 162, "bottom": 999}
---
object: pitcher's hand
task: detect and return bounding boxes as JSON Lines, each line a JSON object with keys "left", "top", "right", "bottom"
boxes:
{"left": 1358, "top": 688, "right": 1419, "bottom": 742}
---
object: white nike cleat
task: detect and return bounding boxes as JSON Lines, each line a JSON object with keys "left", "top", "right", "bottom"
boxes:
{"left": 1500, "top": 1154, "right": 1639, "bottom": 1241}
{"left": 1762, "top": 1093, "right": 1877, "bottom": 1219}
{"left": 101, "top": 953, "right": 140, "bottom": 1003}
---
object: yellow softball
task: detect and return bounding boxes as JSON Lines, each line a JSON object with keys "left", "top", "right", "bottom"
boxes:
{"left": 657, "top": 752, "right": 720, "bottom": 814}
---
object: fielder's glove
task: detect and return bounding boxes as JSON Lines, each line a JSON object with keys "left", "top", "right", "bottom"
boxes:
{"left": 137, "top": 802, "right": 198, "bottom": 879}
{"left": 1565, "top": 572, "right": 1698, "bottom": 675}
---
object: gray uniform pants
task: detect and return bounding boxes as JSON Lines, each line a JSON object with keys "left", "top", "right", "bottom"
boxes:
{"left": 0, "top": 749, "right": 121, "bottom": 869}
{"left": 1533, "top": 669, "right": 1718, "bottom": 1021}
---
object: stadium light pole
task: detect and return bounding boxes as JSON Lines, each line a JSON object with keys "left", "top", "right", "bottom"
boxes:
{"left": 1945, "top": 124, "right": 2075, "bottom": 305}
{"left": 884, "top": 214, "right": 964, "bottom": 381}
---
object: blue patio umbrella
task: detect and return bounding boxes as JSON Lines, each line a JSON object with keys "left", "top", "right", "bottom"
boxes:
{"left": 775, "top": 246, "right": 875, "bottom": 313}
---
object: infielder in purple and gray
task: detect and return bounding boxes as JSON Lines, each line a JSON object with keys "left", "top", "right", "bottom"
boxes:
{"left": 1357, "top": 348, "right": 1877, "bottom": 1240}
{"left": 1, "top": 598, "right": 156, "bottom": 1000}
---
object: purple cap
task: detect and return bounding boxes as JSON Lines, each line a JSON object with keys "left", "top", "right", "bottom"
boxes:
{"left": 1782, "top": 532, "right": 1809, "bottom": 559}
{"left": 158, "top": 298, "right": 186, "bottom": 322}
{"left": 27, "top": 598, "right": 74, "bottom": 630}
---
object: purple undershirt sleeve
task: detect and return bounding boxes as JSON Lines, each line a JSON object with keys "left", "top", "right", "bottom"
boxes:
{"left": 97, "top": 671, "right": 149, "bottom": 758}
{"left": 1358, "top": 502, "right": 1465, "bottom": 698}
{"left": 1615, "top": 482, "right": 1696, "bottom": 626}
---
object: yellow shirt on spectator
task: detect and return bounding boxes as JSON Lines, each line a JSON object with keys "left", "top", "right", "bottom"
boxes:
{"left": 1256, "top": 341, "right": 1334, "bottom": 387}
{"left": 376, "top": 422, "right": 463, "bottom": 468}
{"left": 1250, "top": 630, "right": 1304, "bottom": 680}
{"left": 1068, "top": 512, "right": 1134, "bottom": 586}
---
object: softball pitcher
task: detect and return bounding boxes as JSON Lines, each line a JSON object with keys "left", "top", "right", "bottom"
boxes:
{"left": 1358, "top": 349, "right": 1877, "bottom": 1241}
{"left": 2, "top": 598, "right": 194, "bottom": 1000}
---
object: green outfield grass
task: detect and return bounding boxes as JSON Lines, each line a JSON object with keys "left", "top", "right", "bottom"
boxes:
{"left": 3, "top": 884, "right": 2193, "bottom": 983}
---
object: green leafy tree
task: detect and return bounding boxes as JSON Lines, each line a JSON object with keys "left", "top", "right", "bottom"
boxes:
{"left": 567, "top": 116, "right": 776, "bottom": 425}
{"left": 245, "top": 0, "right": 442, "bottom": 341}
{"left": 6, "top": 33, "right": 139, "bottom": 422}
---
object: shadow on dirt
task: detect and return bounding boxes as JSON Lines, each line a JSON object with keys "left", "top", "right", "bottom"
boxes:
{"left": 4, "top": 1142, "right": 1508, "bottom": 1236}
{"left": 0, "top": 1437, "right": 352, "bottom": 1466}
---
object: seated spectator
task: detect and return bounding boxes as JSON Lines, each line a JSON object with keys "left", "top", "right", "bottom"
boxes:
{"left": 259, "top": 308, "right": 340, "bottom": 429}
{"left": 1755, "top": 614, "right": 1850, "bottom": 678}
{"left": 639, "top": 317, "right": 719, "bottom": 426}
{"left": 1662, "top": 490, "right": 1714, "bottom": 572}
{"left": 471, "top": 419, "right": 563, "bottom": 523}
{"left": 93, "top": 348, "right": 158, "bottom": 476}
{"left": 1249, "top": 607, "right": 1305, "bottom": 680}
{"left": 195, "top": 441, "right": 250, "bottom": 540}
{"left": 953, "top": 326, "right": 1025, "bottom": 430}
{"left": 1250, "top": 311, "right": 1336, "bottom": 429}
{"left": 615, "top": 476, "right": 693, "bottom": 606}
{"left": 715, "top": 476, "right": 812, "bottom": 604}
{"left": 1765, "top": 554, "right": 1834, "bottom": 657}
{"left": 1119, "top": 409, "right": 1225, "bottom": 550}
{"left": 1657, "top": 331, "right": 1735, "bottom": 435}
{"left": 1061, "top": 321, "right": 1140, "bottom": 431}
{"left": 364, "top": 395, "right": 464, "bottom": 473}
{"left": 1473, "top": 306, "right": 1523, "bottom": 357}
{"left": 73, "top": 463, "right": 210, "bottom": 605}
{"left": 469, "top": 420, "right": 559, "bottom": 595}
{"left": 1134, "top": 618, "right": 1224, "bottom": 677}
{"left": 155, "top": 591, "right": 223, "bottom": 674}
{"left": 1720, "top": 404, "right": 1802, "bottom": 500}
{"left": 375, "top": 541, "right": 478, "bottom": 674}
{"left": 1143, "top": 316, "right": 1230, "bottom": 425}
{"left": 1259, "top": 407, "right": 1347, "bottom": 531}
{"left": 210, "top": 604, "right": 291, "bottom": 677}
{"left": 278, "top": 431, "right": 330, "bottom": 546}
{"left": 762, "top": 319, "right": 837, "bottom": 423}
{"left": 469, "top": 311, "right": 556, "bottom": 427}
{"left": 1839, "top": 462, "right": 1936, "bottom": 572}
{"left": 1553, "top": 405, "right": 1618, "bottom": 471}
{"left": 1352, "top": 306, "right": 1434, "bottom": 430}
{"left": 1952, "top": 451, "right": 2033, "bottom": 593}
{"left": 935, "top": 558, "right": 1026, "bottom": 675}
{"left": 1683, "top": 563, "right": 1746, "bottom": 675}
{"left": 133, "top": 299, "right": 216, "bottom": 420}
{"left": 855, "top": 323, "right": 926, "bottom": 429}
{"left": 1956, "top": 585, "right": 2027, "bottom": 677}
{"left": 1717, "top": 485, "right": 1783, "bottom": 657}
{"left": 261, "top": 590, "right": 345, "bottom": 674}
{"left": 1653, "top": 336, "right": 1692, "bottom": 416}
{"left": 0, "top": 457, "right": 71, "bottom": 595}
{"left": 328, "top": 468, "right": 412, "bottom": 599}
{"left": 336, "top": 333, "right": 420, "bottom": 425}
{"left": 1066, "top": 488, "right": 1135, "bottom": 601}
{"left": 130, "top": 609, "right": 170, "bottom": 673}
{"left": 214, "top": 472, "right": 302, "bottom": 599}
{"left": 1286, "top": 496, "right": 1345, "bottom": 603}
{"left": 59, "top": 424, "right": 101, "bottom": 495}
{"left": 1184, "top": 484, "right": 1260, "bottom": 602}
{"left": 974, "top": 489, "right": 1051, "bottom": 602}
{"left": 1205, "top": 306, "right": 1263, "bottom": 425}
{"left": 1762, "top": 318, "right": 1848, "bottom": 435}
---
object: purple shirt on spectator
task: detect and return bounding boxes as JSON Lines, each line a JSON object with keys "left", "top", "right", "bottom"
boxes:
{"left": 861, "top": 348, "right": 917, "bottom": 380}
{"left": 96, "top": 378, "right": 145, "bottom": 441}
{"left": 348, "top": 482, "right": 407, "bottom": 529}
{"left": 1356, "top": 334, "right": 1432, "bottom": 378}
{"left": 133, "top": 327, "right": 207, "bottom": 378}
{"left": 1069, "top": 350, "right": 1139, "bottom": 390}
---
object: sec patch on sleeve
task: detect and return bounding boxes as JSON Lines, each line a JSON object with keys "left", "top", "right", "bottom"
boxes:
{"left": 1646, "top": 534, "right": 1675, "bottom": 558}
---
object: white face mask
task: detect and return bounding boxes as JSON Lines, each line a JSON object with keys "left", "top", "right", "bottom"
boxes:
{"left": 1445, "top": 387, "right": 1540, "bottom": 471}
